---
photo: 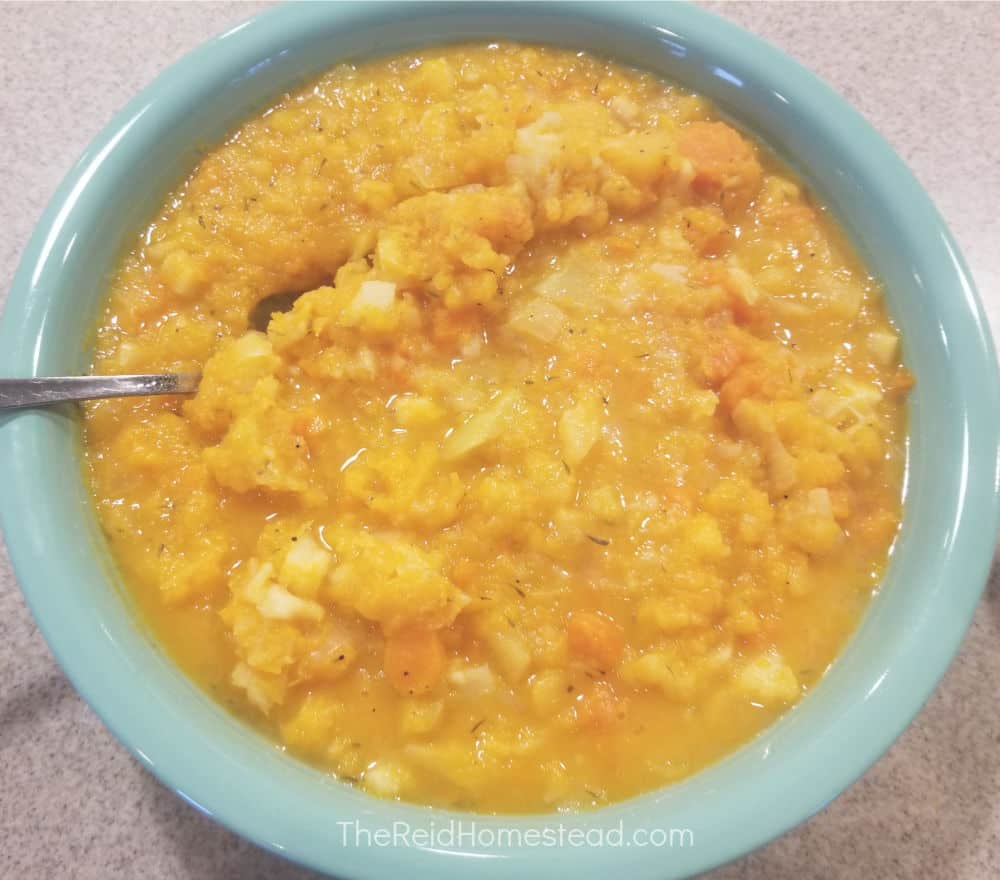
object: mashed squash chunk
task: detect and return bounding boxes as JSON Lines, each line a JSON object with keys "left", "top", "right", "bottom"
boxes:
{"left": 84, "top": 44, "right": 909, "bottom": 813}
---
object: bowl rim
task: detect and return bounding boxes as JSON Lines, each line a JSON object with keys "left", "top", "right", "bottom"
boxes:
{"left": 1, "top": 2, "right": 998, "bottom": 879}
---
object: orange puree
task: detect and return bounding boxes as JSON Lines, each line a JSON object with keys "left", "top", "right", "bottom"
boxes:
{"left": 84, "top": 43, "right": 909, "bottom": 812}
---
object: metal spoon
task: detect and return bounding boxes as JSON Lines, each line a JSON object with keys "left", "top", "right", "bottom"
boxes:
{"left": 0, "top": 290, "right": 303, "bottom": 412}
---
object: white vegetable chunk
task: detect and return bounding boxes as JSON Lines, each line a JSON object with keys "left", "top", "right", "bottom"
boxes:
{"left": 279, "top": 532, "right": 332, "bottom": 599}
{"left": 737, "top": 651, "right": 800, "bottom": 704}
{"left": 651, "top": 262, "right": 688, "bottom": 285}
{"left": 362, "top": 761, "right": 410, "bottom": 797}
{"left": 352, "top": 280, "right": 397, "bottom": 310}
{"left": 231, "top": 662, "right": 276, "bottom": 713}
{"left": 558, "top": 395, "right": 603, "bottom": 467}
{"left": 447, "top": 663, "right": 498, "bottom": 696}
{"left": 442, "top": 391, "right": 520, "bottom": 461}
{"left": 867, "top": 329, "right": 899, "bottom": 365}
{"left": 257, "top": 584, "right": 325, "bottom": 622}
{"left": 507, "top": 299, "right": 569, "bottom": 343}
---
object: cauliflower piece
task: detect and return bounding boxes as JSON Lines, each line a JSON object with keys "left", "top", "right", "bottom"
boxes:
{"left": 351, "top": 279, "right": 396, "bottom": 311}
{"left": 609, "top": 95, "right": 640, "bottom": 123}
{"left": 530, "top": 669, "right": 572, "bottom": 716}
{"left": 231, "top": 661, "right": 285, "bottom": 714}
{"left": 240, "top": 559, "right": 276, "bottom": 604}
{"left": 257, "top": 584, "right": 325, "bottom": 623}
{"left": 600, "top": 130, "right": 677, "bottom": 190}
{"left": 296, "top": 623, "right": 359, "bottom": 683}
{"left": 620, "top": 650, "right": 700, "bottom": 702}
{"left": 505, "top": 111, "right": 567, "bottom": 204}
{"left": 702, "top": 477, "right": 774, "bottom": 545}
{"left": 279, "top": 531, "right": 333, "bottom": 600}
{"left": 374, "top": 184, "right": 534, "bottom": 309}
{"left": 342, "top": 442, "right": 464, "bottom": 529}
{"left": 737, "top": 651, "right": 800, "bottom": 704}
{"left": 185, "top": 332, "right": 281, "bottom": 434}
{"left": 190, "top": 326, "right": 325, "bottom": 505}
{"left": 336, "top": 275, "right": 414, "bottom": 335}
{"left": 400, "top": 699, "right": 445, "bottom": 736}
{"left": 159, "top": 248, "right": 208, "bottom": 298}
{"left": 637, "top": 596, "right": 709, "bottom": 635}
{"left": 810, "top": 375, "right": 883, "bottom": 429}
{"left": 585, "top": 484, "right": 626, "bottom": 524}
{"left": 507, "top": 111, "right": 679, "bottom": 229}
{"left": 447, "top": 662, "right": 497, "bottom": 697}
{"left": 222, "top": 593, "right": 302, "bottom": 677}
{"left": 362, "top": 761, "right": 412, "bottom": 798}
{"left": 268, "top": 269, "right": 418, "bottom": 351}
{"left": 265, "top": 289, "right": 317, "bottom": 352}
{"left": 764, "top": 433, "right": 798, "bottom": 494}
{"left": 280, "top": 692, "right": 343, "bottom": 755}
{"left": 682, "top": 513, "right": 730, "bottom": 560}
{"left": 202, "top": 380, "right": 315, "bottom": 499}
{"left": 394, "top": 395, "right": 446, "bottom": 429}
{"left": 779, "top": 489, "right": 843, "bottom": 555}
{"left": 325, "top": 528, "right": 469, "bottom": 633}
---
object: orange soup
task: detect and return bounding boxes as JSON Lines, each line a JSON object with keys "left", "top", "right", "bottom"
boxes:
{"left": 84, "top": 43, "right": 910, "bottom": 812}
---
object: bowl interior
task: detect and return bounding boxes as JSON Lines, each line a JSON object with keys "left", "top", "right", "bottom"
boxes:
{"left": 1, "top": 3, "right": 997, "bottom": 880}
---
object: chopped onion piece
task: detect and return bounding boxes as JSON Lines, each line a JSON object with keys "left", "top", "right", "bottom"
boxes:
{"left": 508, "top": 299, "right": 569, "bottom": 343}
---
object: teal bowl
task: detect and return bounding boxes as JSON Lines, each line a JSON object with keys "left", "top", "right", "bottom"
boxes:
{"left": 1, "top": 3, "right": 997, "bottom": 878}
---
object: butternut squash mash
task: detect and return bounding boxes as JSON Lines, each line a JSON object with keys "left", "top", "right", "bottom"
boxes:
{"left": 84, "top": 44, "right": 910, "bottom": 813}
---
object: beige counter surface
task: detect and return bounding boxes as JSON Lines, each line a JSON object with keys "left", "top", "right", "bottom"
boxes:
{"left": 1, "top": 3, "right": 997, "bottom": 878}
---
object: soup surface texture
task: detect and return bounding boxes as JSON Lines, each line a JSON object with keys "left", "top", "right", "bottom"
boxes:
{"left": 85, "top": 44, "right": 910, "bottom": 813}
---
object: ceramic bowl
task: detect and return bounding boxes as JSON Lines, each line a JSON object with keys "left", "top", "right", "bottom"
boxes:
{"left": 1, "top": 3, "right": 997, "bottom": 878}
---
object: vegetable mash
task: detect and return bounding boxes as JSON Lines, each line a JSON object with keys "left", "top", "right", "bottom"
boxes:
{"left": 85, "top": 43, "right": 910, "bottom": 812}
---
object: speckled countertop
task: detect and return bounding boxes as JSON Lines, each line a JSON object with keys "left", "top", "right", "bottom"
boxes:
{"left": 0, "top": 2, "right": 997, "bottom": 878}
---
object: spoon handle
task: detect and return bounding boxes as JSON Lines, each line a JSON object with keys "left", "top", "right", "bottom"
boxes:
{"left": 0, "top": 373, "right": 200, "bottom": 411}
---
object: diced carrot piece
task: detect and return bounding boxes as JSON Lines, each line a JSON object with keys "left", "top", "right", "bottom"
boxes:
{"left": 765, "top": 202, "right": 817, "bottom": 233}
{"left": 605, "top": 230, "right": 640, "bottom": 258}
{"left": 853, "top": 508, "right": 899, "bottom": 545}
{"left": 384, "top": 628, "right": 446, "bottom": 695}
{"left": 449, "top": 559, "right": 477, "bottom": 588}
{"left": 662, "top": 484, "right": 698, "bottom": 513}
{"left": 729, "top": 295, "right": 757, "bottom": 326}
{"left": 719, "top": 361, "right": 764, "bottom": 411}
{"left": 301, "top": 415, "right": 330, "bottom": 437}
{"left": 432, "top": 308, "right": 482, "bottom": 346}
{"left": 887, "top": 367, "right": 915, "bottom": 394}
{"left": 576, "top": 681, "right": 623, "bottom": 729}
{"left": 567, "top": 611, "right": 625, "bottom": 670}
{"left": 678, "top": 121, "right": 762, "bottom": 215}
{"left": 718, "top": 358, "right": 795, "bottom": 411}
{"left": 700, "top": 335, "right": 746, "bottom": 387}
{"left": 679, "top": 206, "right": 732, "bottom": 257}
